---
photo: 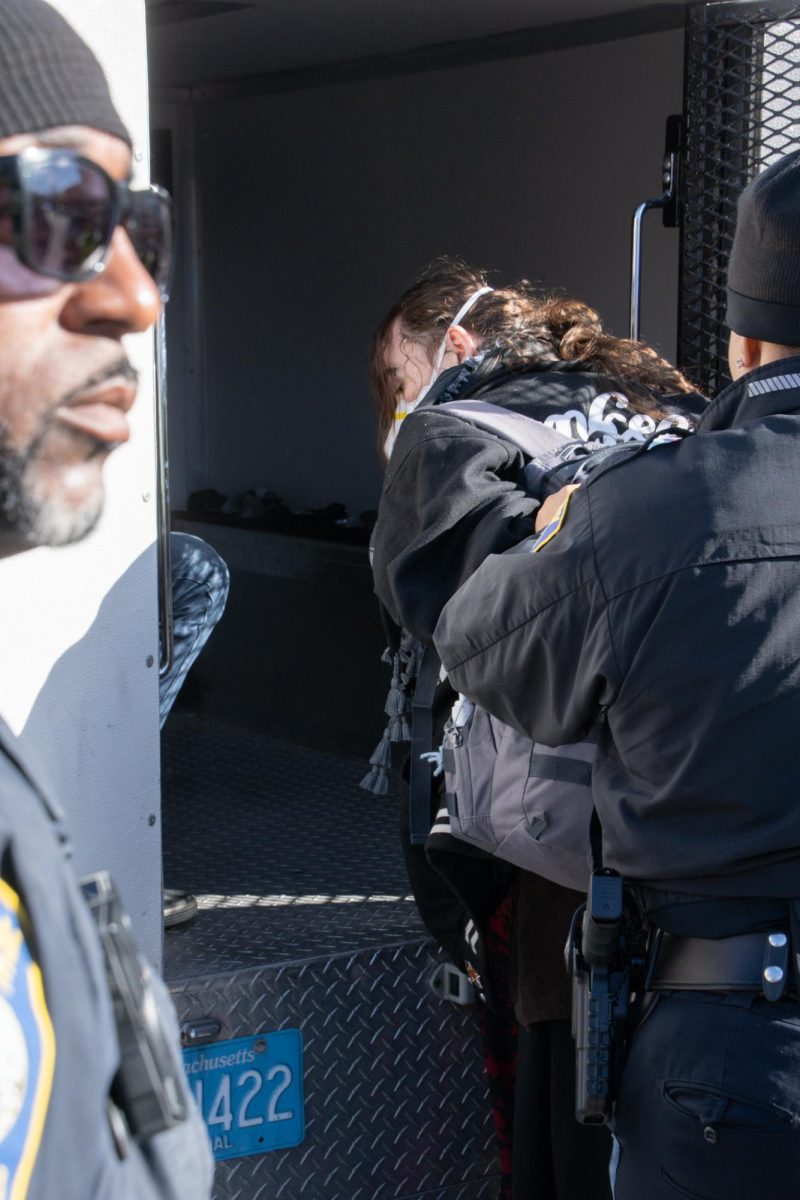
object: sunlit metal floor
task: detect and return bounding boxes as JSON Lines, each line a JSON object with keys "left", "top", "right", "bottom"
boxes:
{"left": 161, "top": 714, "right": 499, "bottom": 1200}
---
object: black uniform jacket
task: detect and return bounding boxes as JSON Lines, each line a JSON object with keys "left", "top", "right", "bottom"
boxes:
{"left": 434, "top": 357, "right": 800, "bottom": 899}
{"left": 372, "top": 355, "right": 697, "bottom": 644}
{"left": 0, "top": 718, "right": 212, "bottom": 1199}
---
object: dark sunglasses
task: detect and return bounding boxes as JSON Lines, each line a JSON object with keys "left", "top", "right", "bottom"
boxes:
{"left": 0, "top": 148, "right": 174, "bottom": 296}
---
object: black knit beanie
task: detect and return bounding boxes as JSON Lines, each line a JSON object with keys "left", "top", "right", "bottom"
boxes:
{"left": 727, "top": 150, "right": 800, "bottom": 345}
{"left": 0, "top": 0, "right": 130, "bottom": 145}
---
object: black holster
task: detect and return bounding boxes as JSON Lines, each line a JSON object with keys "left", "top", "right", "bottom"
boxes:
{"left": 566, "top": 869, "right": 648, "bottom": 1125}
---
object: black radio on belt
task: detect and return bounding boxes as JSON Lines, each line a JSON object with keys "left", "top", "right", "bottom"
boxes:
{"left": 81, "top": 871, "right": 187, "bottom": 1140}
{"left": 566, "top": 869, "right": 648, "bottom": 1125}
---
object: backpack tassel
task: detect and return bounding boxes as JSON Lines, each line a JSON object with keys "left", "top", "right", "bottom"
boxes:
{"left": 360, "top": 644, "right": 420, "bottom": 795}
{"left": 359, "top": 730, "right": 392, "bottom": 795}
{"left": 387, "top": 714, "right": 411, "bottom": 742}
{"left": 383, "top": 645, "right": 414, "bottom": 717}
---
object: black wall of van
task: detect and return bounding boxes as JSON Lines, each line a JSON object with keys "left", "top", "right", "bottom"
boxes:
{"left": 154, "top": 16, "right": 686, "bottom": 755}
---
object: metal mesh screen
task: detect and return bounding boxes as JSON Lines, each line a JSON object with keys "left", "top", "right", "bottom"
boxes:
{"left": 680, "top": 1, "right": 800, "bottom": 395}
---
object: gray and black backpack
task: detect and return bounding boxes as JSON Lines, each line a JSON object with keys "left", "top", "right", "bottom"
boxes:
{"left": 365, "top": 398, "right": 688, "bottom": 891}
{"left": 439, "top": 696, "right": 598, "bottom": 892}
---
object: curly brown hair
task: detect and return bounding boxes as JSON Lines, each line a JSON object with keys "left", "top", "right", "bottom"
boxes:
{"left": 371, "top": 258, "right": 701, "bottom": 456}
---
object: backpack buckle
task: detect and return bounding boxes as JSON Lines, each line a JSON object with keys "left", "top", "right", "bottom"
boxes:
{"left": 428, "top": 961, "right": 475, "bottom": 1007}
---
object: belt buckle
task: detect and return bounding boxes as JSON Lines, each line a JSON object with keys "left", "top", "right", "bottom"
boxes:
{"left": 762, "top": 931, "right": 789, "bottom": 1001}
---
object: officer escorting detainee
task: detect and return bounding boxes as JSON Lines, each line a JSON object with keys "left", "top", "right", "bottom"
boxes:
{"left": 434, "top": 151, "right": 800, "bottom": 1199}
{"left": 0, "top": 1, "right": 212, "bottom": 1195}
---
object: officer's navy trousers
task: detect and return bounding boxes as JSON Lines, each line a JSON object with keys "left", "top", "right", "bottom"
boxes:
{"left": 612, "top": 990, "right": 800, "bottom": 1199}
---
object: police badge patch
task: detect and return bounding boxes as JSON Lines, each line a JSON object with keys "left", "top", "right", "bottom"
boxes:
{"left": 0, "top": 880, "right": 55, "bottom": 1200}
{"left": 529, "top": 488, "right": 576, "bottom": 554}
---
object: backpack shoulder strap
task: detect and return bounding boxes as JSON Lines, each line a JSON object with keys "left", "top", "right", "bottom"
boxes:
{"left": 408, "top": 645, "right": 444, "bottom": 846}
{"left": 437, "top": 399, "right": 571, "bottom": 460}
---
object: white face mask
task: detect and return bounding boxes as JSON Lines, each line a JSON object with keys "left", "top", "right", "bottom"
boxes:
{"left": 383, "top": 285, "right": 494, "bottom": 460}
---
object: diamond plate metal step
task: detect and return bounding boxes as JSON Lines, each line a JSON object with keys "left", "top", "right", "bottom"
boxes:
{"left": 161, "top": 716, "right": 499, "bottom": 1200}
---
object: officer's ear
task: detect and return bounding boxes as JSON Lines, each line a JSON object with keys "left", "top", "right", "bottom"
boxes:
{"left": 728, "top": 331, "right": 762, "bottom": 380}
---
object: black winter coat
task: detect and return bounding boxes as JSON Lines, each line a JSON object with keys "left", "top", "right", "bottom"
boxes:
{"left": 372, "top": 356, "right": 702, "bottom": 1018}
{"left": 435, "top": 357, "right": 800, "bottom": 902}
{"left": 372, "top": 356, "right": 698, "bottom": 643}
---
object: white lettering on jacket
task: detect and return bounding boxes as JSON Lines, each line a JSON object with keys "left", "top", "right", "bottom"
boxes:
{"left": 543, "top": 393, "right": 692, "bottom": 446}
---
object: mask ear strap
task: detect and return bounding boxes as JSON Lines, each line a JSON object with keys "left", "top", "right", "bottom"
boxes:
{"left": 429, "top": 285, "right": 494, "bottom": 379}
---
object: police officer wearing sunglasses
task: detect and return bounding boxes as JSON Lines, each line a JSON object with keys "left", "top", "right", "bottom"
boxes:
{"left": 0, "top": 2, "right": 211, "bottom": 1197}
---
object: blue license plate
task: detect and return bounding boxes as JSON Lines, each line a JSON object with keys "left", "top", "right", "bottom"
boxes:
{"left": 183, "top": 1030, "right": 304, "bottom": 1161}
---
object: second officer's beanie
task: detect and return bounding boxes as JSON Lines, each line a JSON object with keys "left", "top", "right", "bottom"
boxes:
{"left": 727, "top": 150, "right": 800, "bottom": 345}
{"left": 0, "top": 0, "right": 130, "bottom": 145}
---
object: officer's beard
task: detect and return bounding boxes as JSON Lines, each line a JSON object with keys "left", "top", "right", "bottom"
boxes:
{"left": 0, "top": 419, "right": 107, "bottom": 551}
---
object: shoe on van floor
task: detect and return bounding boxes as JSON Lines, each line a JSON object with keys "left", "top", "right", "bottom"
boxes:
{"left": 164, "top": 888, "right": 198, "bottom": 929}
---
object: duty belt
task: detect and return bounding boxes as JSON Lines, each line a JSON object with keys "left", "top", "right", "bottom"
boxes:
{"left": 648, "top": 929, "right": 797, "bottom": 1002}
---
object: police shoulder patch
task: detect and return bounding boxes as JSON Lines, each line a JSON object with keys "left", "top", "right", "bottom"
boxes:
{"left": 529, "top": 488, "right": 576, "bottom": 554}
{"left": 0, "top": 879, "right": 55, "bottom": 1200}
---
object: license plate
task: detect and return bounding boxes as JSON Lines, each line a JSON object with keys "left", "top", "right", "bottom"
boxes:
{"left": 183, "top": 1030, "right": 304, "bottom": 1161}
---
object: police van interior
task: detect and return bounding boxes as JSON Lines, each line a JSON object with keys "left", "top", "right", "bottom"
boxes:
{"left": 26, "top": 1, "right": 799, "bottom": 1197}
